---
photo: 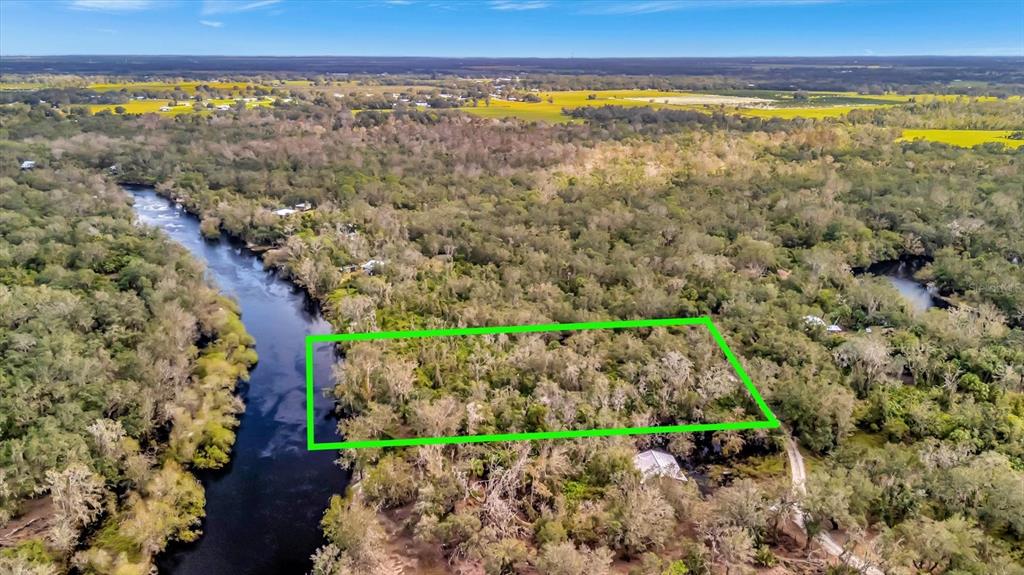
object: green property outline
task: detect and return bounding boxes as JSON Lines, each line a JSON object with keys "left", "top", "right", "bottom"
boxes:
{"left": 305, "top": 317, "right": 779, "bottom": 450}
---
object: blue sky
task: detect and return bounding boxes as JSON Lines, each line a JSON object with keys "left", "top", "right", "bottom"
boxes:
{"left": 1, "top": 1, "right": 1021, "bottom": 57}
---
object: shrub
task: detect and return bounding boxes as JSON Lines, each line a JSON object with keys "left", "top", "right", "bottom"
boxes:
{"left": 361, "top": 455, "right": 417, "bottom": 508}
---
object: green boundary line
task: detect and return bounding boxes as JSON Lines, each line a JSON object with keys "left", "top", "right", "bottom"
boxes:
{"left": 306, "top": 317, "right": 779, "bottom": 450}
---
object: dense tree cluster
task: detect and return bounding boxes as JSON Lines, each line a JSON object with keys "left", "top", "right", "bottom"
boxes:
{"left": 333, "top": 327, "right": 764, "bottom": 448}
{"left": 0, "top": 164, "right": 256, "bottom": 573}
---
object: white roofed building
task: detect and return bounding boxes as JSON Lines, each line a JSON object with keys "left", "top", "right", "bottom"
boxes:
{"left": 361, "top": 259, "right": 384, "bottom": 274}
{"left": 634, "top": 449, "right": 687, "bottom": 482}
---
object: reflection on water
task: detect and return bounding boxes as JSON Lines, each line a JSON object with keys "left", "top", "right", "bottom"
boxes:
{"left": 131, "top": 186, "right": 349, "bottom": 575}
{"left": 885, "top": 276, "right": 936, "bottom": 312}
{"left": 864, "top": 259, "right": 945, "bottom": 313}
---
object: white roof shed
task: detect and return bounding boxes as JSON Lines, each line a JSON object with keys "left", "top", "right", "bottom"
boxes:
{"left": 634, "top": 449, "right": 687, "bottom": 482}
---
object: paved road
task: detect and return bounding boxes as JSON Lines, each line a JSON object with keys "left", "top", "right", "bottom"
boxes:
{"left": 785, "top": 436, "right": 885, "bottom": 575}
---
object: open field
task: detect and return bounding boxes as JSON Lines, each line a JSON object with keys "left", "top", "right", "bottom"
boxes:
{"left": 623, "top": 94, "right": 773, "bottom": 106}
{"left": 899, "top": 129, "right": 1024, "bottom": 148}
{"left": 459, "top": 89, "right": 914, "bottom": 122}
{"left": 460, "top": 90, "right": 746, "bottom": 122}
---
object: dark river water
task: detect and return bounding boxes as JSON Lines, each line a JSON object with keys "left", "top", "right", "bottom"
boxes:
{"left": 864, "top": 259, "right": 947, "bottom": 312}
{"left": 129, "top": 186, "right": 349, "bottom": 575}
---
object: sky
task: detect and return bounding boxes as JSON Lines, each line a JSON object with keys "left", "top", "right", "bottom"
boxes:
{"left": 0, "top": 0, "right": 1021, "bottom": 58}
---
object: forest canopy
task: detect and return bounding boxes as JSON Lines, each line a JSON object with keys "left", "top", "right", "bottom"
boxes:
{"left": 0, "top": 166, "right": 255, "bottom": 574}
{"left": 1, "top": 75, "right": 1022, "bottom": 575}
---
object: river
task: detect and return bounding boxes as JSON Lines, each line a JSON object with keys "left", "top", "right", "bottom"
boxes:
{"left": 129, "top": 186, "right": 349, "bottom": 575}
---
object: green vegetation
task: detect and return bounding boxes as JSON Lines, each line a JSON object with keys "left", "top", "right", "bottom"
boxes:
{"left": 86, "top": 80, "right": 261, "bottom": 93}
{"left": 0, "top": 164, "right": 255, "bottom": 572}
{"left": 326, "top": 324, "right": 768, "bottom": 449}
{"left": 2, "top": 71, "right": 1023, "bottom": 574}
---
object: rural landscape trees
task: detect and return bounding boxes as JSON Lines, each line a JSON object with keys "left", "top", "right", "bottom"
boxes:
{"left": 1, "top": 69, "right": 1022, "bottom": 574}
{"left": 0, "top": 165, "right": 256, "bottom": 574}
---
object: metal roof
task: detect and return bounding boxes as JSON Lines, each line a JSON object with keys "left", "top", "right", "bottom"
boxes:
{"left": 634, "top": 449, "right": 687, "bottom": 482}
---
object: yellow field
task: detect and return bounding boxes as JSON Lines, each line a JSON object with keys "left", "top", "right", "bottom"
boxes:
{"left": 459, "top": 90, "right": 1020, "bottom": 123}
{"left": 898, "top": 129, "right": 1024, "bottom": 148}
{"left": 460, "top": 90, "right": 753, "bottom": 122}
{"left": 462, "top": 101, "right": 576, "bottom": 123}
{"left": 737, "top": 105, "right": 892, "bottom": 119}
{"left": 88, "top": 98, "right": 275, "bottom": 116}
{"left": 460, "top": 90, "right": 911, "bottom": 122}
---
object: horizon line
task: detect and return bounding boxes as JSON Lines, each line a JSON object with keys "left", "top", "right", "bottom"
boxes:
{"left": 2, "top": 54, "right": 1021, "bottom": 60}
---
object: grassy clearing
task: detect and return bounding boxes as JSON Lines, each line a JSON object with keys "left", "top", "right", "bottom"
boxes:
{"left": 899, "top": 129, "right": 1024, "bottom": 148}
{"left": 462, "top": 102, "right": 576, "bottom": 123}
{"left": 706, "top": 452, "right": 787, "bottom": 483}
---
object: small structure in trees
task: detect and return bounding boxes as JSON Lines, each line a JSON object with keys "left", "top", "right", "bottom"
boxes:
{"left": 634, "top": 449, "right": 687, "bottom": 482}
{"left": 804, "top": 315, "right": 843, "bottom": 333}
{"left": 802, "top": 315, "right": 826, "bottom": 327}
{"left": 361, "top": 259, "right": 384, "bottom": 274}
{"left": 20, "top": 160, "right": 36, "bottom": 170}
{"left": 272, "top": 202, "right": 311, "bottom": 217}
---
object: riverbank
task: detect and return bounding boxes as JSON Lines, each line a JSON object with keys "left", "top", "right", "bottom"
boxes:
{"left": 127, "top": 187, "right": 351, "bottom": 574}
{"left": 0, "top": 175, "right": 256, "bottom": 575}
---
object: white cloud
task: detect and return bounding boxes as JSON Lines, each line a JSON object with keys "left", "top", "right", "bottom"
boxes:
{"left": 70, "top": 0, "right": 154, "bottom": 10}
{"left": 584, "top": 0, "right": 834, "bottom": 15}
{"left": 201, "top": 0, "right": 281, "bottom": 15}
{"left": 489, "top": 1, "right": 549, "bottom": 11}
{"left": 200, "top": 19, "right": 224, "bottom": 27}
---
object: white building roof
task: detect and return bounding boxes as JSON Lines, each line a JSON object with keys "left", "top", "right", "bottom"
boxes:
{"left": 20, "top": 160, "right": 36, "bottom": 170}
{"left": 361, "top": 259, "right": 384, "bottom": 272}
{"left": 273, "top": 208, "right": 298, "bottom": 216}
{"left": 634, "top": 449, "right": 687, "bottom": 482}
